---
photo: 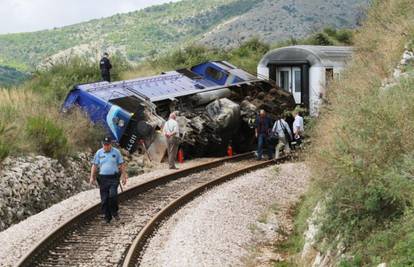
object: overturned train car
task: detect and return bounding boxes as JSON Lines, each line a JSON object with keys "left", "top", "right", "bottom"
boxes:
{"left": 62, "top": 61, "right": 295, "bottom": 155}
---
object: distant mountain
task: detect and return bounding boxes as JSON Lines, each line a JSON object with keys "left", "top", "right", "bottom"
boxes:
{"left": 0, "top": 66, "right": 29, "bottom": 87}
{"left": 199, "top": 0, "right": 369, "bottom": 48}
{"left": 0, "top": 0, "right": 369, "bottom": 72}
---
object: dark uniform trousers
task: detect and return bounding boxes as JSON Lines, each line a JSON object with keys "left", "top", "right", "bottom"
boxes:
{"left": 98, "top": 174, "right": 119, "bottom": 220}
{"left": 101, "top": 72, "right": 110, "bottom": 82}
{"left": 100, "top": 57, "right": 112, "bottom": 82}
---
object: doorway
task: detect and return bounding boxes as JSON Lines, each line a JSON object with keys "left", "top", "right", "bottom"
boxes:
{"left": 277, "top": 67, "right": 302, "bottom": 104}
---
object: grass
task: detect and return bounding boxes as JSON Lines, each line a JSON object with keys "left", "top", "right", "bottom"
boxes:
{"left": 273, "top": 190, "right": 321, "bottom": 267}
{"left": 299, "top": 0, "right": 414, "bottom": 265}
{"left": 0, "top": 56, "right": 125, "bottom": 162}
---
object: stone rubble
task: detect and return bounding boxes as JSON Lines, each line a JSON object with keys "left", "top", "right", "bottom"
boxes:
{"left": 0, "top": 153, "right": 91, "bottom": 231}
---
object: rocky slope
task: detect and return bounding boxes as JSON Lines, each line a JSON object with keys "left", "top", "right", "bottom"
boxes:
{"left": 0, "top": 154, "right": 91, "bottom": 231}
{"left": 199, "top": 0, "right": 369, "bottom": 48}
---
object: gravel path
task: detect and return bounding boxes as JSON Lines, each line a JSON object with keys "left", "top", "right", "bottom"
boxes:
{"left": 0, "top": 158, "right": 213, "bottom": 267}
{"left": 140, "top": 162, "right": 310, "bottom": 267}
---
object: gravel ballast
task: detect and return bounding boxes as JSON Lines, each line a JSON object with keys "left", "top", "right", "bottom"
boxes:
{"left": 0, "top": 158, "right": 212, "bottom": 267}
{"left": 140, "top": 162, "right": 310, "bottom": 267}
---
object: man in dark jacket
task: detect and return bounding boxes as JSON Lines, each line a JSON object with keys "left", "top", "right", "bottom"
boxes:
{"left": 100, "top": 52, "right": 112, "bottom": 82}
{"left": 255, "top": 109, "right": 273, "bottom": 160}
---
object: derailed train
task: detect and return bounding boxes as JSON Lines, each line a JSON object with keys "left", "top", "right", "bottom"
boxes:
{"left": 62, "top": 61, "right": 295, "bottom": 156}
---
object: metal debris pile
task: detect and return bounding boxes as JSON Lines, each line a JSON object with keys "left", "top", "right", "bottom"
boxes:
{"left": 169, "top": 85, "right": 295, "bottom": 154}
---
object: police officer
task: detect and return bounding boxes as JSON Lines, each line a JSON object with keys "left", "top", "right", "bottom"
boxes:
{"left": 100, "top": 52, "right": 112, "bottom": 82}
{"left": 90, "top": 137, "right": 127, "bottom": 223}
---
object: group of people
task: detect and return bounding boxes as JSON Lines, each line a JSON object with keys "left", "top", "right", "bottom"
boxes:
{"left": 92, "top": 50, "right": 305, "bottom": 224}
{"left": 255, "top": 109, "right": 304, "bottom": 160}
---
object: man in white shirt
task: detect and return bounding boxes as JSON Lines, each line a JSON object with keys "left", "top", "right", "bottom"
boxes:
{"left": 163, "top": 112, "right": 180, "bottom": 169}
{"left": 293, "top": 111, "right": 304, "bottom": 140}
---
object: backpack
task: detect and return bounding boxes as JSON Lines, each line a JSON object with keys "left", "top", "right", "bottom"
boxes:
{"left": 280, "top": 121, "right": 292, "bottom": 148}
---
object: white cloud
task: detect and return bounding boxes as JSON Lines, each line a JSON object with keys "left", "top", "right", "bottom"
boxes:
{"left": 0, "top": 0, "right": 180, "bottom": 34}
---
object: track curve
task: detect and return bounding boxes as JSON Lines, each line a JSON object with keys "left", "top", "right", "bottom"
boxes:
{"left": 122, "top": 158, "right": 284, "bottom": 267}
{"left": 17, "top": 153, "right": 255, "bottom": 267}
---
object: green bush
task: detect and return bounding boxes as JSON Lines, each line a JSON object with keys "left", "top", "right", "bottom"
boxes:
{"left": 311, "top": 32, "right": 334, "bottom": 46}
{"left": 26, "top": 116, "right": 69, "bottom": 161}
{"left": 335, "top": 29, "right": 353, "bottom": 45}
{"left": 0, "top": 141, "right": 9, "bottom": 161}
{"left": 320, "top": 167, "right": 414, "bottom": 246}
{"left": 0, "top": 122, "right": 13, "bottom": 161}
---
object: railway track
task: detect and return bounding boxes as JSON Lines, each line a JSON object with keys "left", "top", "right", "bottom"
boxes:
{"left": 17, "top": 152, "right": 281, "bottom": 267}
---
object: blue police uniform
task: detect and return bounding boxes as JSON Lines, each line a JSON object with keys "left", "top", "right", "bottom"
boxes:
{"left": 93, "top": 147, "right": 124, "bottom": 222}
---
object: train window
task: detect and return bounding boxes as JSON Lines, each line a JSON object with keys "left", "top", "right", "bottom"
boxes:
{"left": 205, "top": 67, "right": 224, "bottom": 81}
{"left": 326, "top": 68, "right": 334, "bottom": 83}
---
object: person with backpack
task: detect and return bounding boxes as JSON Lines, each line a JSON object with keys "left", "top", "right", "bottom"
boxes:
{"left": 272, "top": 115, "right": 293, "bottom": 159}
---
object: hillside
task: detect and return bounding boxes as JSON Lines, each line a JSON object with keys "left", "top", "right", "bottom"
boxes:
{"left": 0, "top": 0, "right": 369, "bottom": 72}
{"left": 0, "top": 66, "right": 29, "bottom": 87}
{"left": 199, "top": 0, "right": 369, "bottom": 48}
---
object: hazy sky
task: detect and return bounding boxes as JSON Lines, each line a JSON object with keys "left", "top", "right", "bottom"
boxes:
{"left": 0, "top": 0, "right": 181, "bottom": 34}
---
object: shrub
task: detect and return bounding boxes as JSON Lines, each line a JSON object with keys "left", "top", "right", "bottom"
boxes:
{"left": 311, "top": 32, "right": 334, "bottom": 46}
{"left": 0, "top": 141, "right": 9, "bottom": 161}
{"left": 60, "top": 108, "right": 106, "bottom": 153}
{"left": 0, "top": 121, "right": 14, "bottom": 161}
{"left": 26, "top": 116, "right": 69, "bottom": 161}
{"left": 335, "top": 29, "right": 353, "bottom": 45}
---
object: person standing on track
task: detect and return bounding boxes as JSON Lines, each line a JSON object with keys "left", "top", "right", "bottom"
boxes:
{"left": 293, "top": 110, "right": 304, "bottom": 142}
{"left": 163, "top": 112, "right": 180, "bottom": 170}
{"left": 90, "top": 137, "right": 127, "bottom": 223}
{"left": 272, "top": 115, "right": 293, "bottom": 159}
{"left": 254, "top": 109, "right": 273, "bottom": 160}
{"left": 100, "top": 52, "right": 112, "bottom": 82}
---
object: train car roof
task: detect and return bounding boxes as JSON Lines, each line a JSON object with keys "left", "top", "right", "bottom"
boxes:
{"left": 72, "top": 61, "right": 260, "bottom": 103}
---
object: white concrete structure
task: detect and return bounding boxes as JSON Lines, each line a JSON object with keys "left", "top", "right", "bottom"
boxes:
{"left": 258, "top": 45, "right": 353, "bottom": 115}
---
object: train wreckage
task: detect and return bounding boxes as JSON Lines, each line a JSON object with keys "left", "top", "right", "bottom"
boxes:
{"left": 63, "top": 61, "right": 295, "bottom": 159}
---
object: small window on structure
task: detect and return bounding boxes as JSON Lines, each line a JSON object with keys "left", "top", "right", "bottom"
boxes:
{"left": 294, "top": 70, "right": 301, "bottom": 93}
{"left": 326, "top": 68, "right": 334, "bottom": 87}
{"left": 280, "top": 71, "right": 290, "bottom": 91}
{"left": 205, "top": 67, "right": 224, "bottom": 81}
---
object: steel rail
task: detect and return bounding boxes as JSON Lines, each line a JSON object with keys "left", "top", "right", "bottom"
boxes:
{"left": 122, "top": 157, "right": 285, "bottom": 267}
{"left": 17, "top": 152, "right": 254, "bottom": 267}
